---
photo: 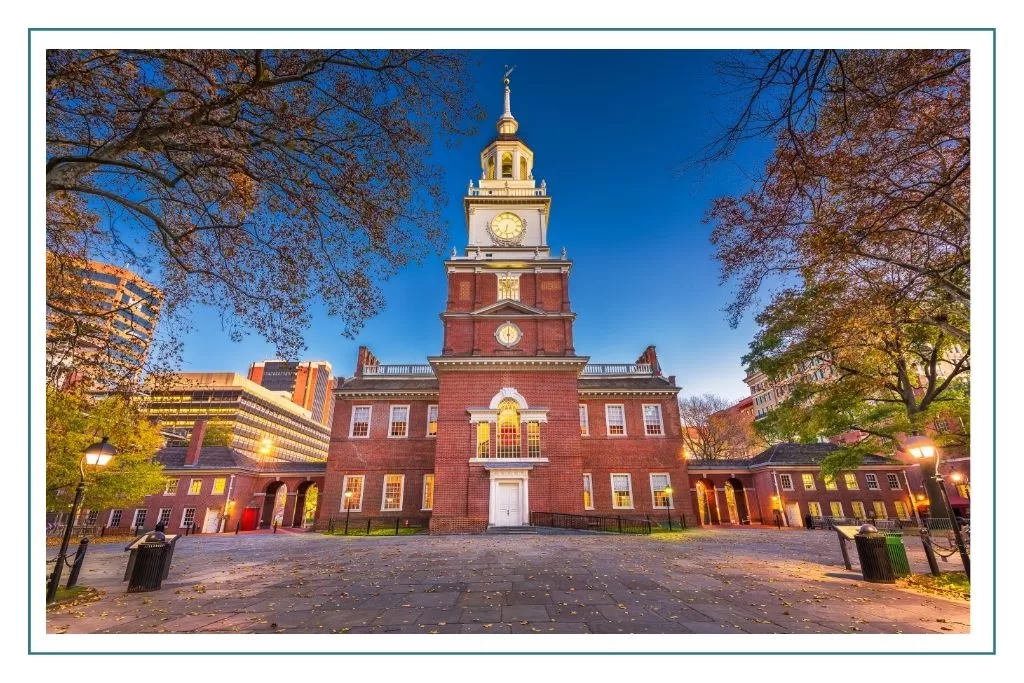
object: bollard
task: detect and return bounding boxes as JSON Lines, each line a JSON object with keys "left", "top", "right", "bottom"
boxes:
{"left": 273, "top": 521, "right": 278, "bottom": 534}
{"left": 680, "top": 513, "right": 687, "bottom": 530}
{"left": 66, "top": 537, "right": 90, "bottom": 588}
{"left": 920, "top": 528, "right": 941, "bottom": 576}
{"left": 617, "top": 516, "right": 623, "bottom": 533}
{"left": 327, "top": 517, "right": 334, "bottom": 533}
{"left": 100, "top": 526, "right": 106, "bottom": 537}
{"left": 366, "top": 518, "right": 372, "bottom": 535}
{"left": 836, "top": 529, "right": 852, "bottom": 570}
{"left": 395, "top": 517, "right": 400, "bottom": 535}
{"left": 235, "top": 521, "right": 240, "bottom": 535}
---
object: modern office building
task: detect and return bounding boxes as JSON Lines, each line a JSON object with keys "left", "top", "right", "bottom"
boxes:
{"left": 247, "top": 360, "right": 335, "bottom": 427}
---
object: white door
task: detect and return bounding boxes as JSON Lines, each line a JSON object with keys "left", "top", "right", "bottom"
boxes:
{"left": 495, "top": 482, "right": 521, "bottom": 526}
{"left": 785, "top": 502, "right": 802, "bottom": 527}
{"left": 203, "top": 508, "right": 222, "bottom": 533}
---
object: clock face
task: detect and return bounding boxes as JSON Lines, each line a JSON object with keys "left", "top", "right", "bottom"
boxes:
{"left": 495, "top": 322, "right": 522, "bottom": 347}
{"left": 489, "top": 212, "right": 525, "bottom": 244}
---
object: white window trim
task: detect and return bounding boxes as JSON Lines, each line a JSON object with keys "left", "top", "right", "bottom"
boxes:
{"left": 872, "top": 501, "right": 889, "bottom": 519}
{"left": 157, "top": 508, "right": 172, "bottom": 526}
{"left": 108, "top": 509, "right": 123, "bottom": 527}
{"left": 862, "top": 473, "right": 876, "bottom": 490}
{"left": 349, "top": 405, "right": 372, "bottom": 438}
{"left": 187, "top": 478, "right": 202, "bottom": 495}
{"left": 610, "top": 473, "right": 634, "bottom": 509}
{"left": 830, "top": 501, "right": 845, "bottom": 517}
{"left": 211, "top": 477, "right": 227, "bottom": 495}
{"left": 886, "top": 473, "right": 902, "bottom": 490}
{"left": 802, "top": 473, "right": 816, "bottom": 491}
{"left": 381, "top": 474, "right": 405, "bottom": 512}
{"left": 341, "top": 475, "right": 365, "bottom": 512}
{"left": 579, "top": 404, "right": 589, "bottom": 437}
{"left": 649, "top": 473, "right": 673, "bottom": 509}
{"left": 426, "top": 405, "right": 439, "bottom": 437}
{"left": 605, "top": 404, "right": 627, "bottom": 437}
{"left": 852, "top": 501, "right": 866, "bottom": 519}
{"left": 163, "top": 478, "right": 178, "bottom": 495}
{"left": 421, "top": 474, "right": 434, "bottom": 511}
{"left": 181, "top": 507, "right": 197, "bottom": 528}
{"left": 388, "top": 405, "right": 411, "bottom": 439}
{"left": 807, "top": 501, "right": 823, "bottom": 517}
{"left": 780, "top": 474, "right": 794, "bottom": 491}
{"left": 131, "top": 509, "right": 147, "bottom": 529}
{"left": 642, "top": 404, "right": 665, "bottom": 437}
{"left": 583, "top": 473, "right": 595, "bottom": 510}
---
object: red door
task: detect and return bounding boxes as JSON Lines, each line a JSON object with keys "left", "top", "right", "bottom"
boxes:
{"left": 241, "top": 507, "right": 259, "bottom": 531}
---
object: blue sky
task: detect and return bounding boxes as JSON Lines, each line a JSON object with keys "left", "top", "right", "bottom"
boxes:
{"left": 177, "top": 50, "right": 772, "bottom": 400}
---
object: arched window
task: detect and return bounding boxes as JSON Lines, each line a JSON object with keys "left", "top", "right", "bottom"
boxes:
{"left": 519, "top": 157, "right": 528, "bottom": 180}
{"left": 501, "top": 152, "right": 513, "bottom": 179}
{"left": 496, "top": 398, "right": 521, "bottom": 458}
{"left": 477, "top": 422, "right": 490, "bottom": 458}
{"left": 486, "top": 156, "right": 496, "bottom": 180}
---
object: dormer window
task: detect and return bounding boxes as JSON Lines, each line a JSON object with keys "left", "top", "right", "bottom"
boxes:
{"left": 501, "top": 152, "right": 513, "bottom": 178}
{"left": 497, "top": 274, "right": 520, "bottom": 301}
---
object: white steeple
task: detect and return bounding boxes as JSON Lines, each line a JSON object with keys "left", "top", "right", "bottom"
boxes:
{"left": 497, "top": 67, "right": 519, "bottom": 135}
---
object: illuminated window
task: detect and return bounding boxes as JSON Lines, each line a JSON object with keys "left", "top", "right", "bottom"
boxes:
{"left": 886, "top": 473, "right": 901, "bottom": 490}
{"left": 642, "top": 404, "right": 664, "bottom": 436}
{"left": 650, "top": 473, "right": 672, "bottom": 509}
{"left": 108, "top": 509, "right": 123, "bottom": 527}
{"left": 830, "top": 501, "right": 844, "bottom": 517}
{"left": 422, "top": 474, "right": 434, "bottom": 510}
{"left": 157, "top": 508, "right": 171, "bottom": 527}
{"left": 501, "top": 152, "right": 513, "bottom": 178}
{"left": 527, "top": 422, "right": 541, "bottom": 457}
{"left": 487, "top": 156, "right": 495, "bottom": 180}
{"left": 212, "top": 478, "right": 226, "bottom": 495}
{"left": 848, "top": 473, "right": 863, "bottom": 490}
{"left": 381, "top": 474, "right": 404, "bottom": 512}
{"left": 583, "top": 473, "right": 594, "bottom": 510}
{"left": 388, "top": 405, "right": 409, "bottom": 438}
{"left": 341, "top": 475, "right": 364, "bottom": 512}
{"left": 188, "top": 479, "right": 203, "bottom": 495}
{"left": 802, "top": 474, "right": 815, "bottom": 491}
{"left": 824, "top": 476, "right": 838, "bottom": 491}
{"left": 496, "top": 399, "right": 521, "bottom": 458}
{"left": 807, "top": 501, "right": 822, "bottom": 517}
{"left": 427, "top": 405, "right": 439, "bottom": 437}
{"left": 872, "top": 501, "right": 888, "bottom": 519}
{"left": 579, "top": 405, "right": 589, "bottom": 436}
{"left": 519, "top": 156, "right": 528, "bottom": 179}
{"left": 779, "top": 474, "right": 794, "bottom": 491}
{"left": 894, "top": 501, "right": 910, "bottom": 521}
{"left": 181, "top": 508, "right": 196, "bottom": 528}
{"left": 611, "top": 474, "right": 633, "bottom": 509}
{"left": 851, "top": 501, "right": 866, "bottom": 519}
{"left": 350, "top": 406, "right": 371, "bottom": 438}
{"left": 477, "top": 422, "right": 491, "bottom": 458}
{"left": 164, "top": 478, "right": 179, "bottom": 495}
{"left": 605, "top": 404, "right": 626, "bottom": 436}
{"left": 497, "top": 274, "right": 520, "bottom": 301}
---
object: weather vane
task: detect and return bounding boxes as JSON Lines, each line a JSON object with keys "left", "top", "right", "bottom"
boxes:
{"left": 503, "top": 64, "right": 516, "bottom": 84}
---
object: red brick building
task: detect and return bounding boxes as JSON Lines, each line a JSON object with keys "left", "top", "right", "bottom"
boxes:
{"left": 319, "top": 78, "right": 697, "bottom": 534}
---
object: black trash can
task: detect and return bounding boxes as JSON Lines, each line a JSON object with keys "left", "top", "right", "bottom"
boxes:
{"left": 853, "top": 525, "right": 896, "bottom": 583}
{"left": 127, "top": 541, "right": 168, "bottom": 593}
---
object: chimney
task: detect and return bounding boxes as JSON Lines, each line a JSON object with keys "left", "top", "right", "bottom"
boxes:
{"left": 668, "top": 375, "right": 676, "bottom": 387}
{"left": 185, "top": 418, "right": 208, "bottom": 466}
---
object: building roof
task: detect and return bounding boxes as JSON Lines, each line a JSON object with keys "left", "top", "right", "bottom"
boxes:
{"left": 156, "top": 447, "right": 327, "bottom": 473}
{"left": 686, "top": 443, "right": 896, "bottom": 471}
{"left": 577, "top": 376, "right": 679, "bottom": 393}
{"left": 337, "top": 377, "right": 440, "bottom": 393}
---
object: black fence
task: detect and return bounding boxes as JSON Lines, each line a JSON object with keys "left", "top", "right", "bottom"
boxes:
{"left": 323, "top": 516, "right": 429, "bottom": 536}
{"left": 807, "top": 516, "right": 961, "bottom": 533}
{"left": 530, "top": 512, "right": 651, "bottom": 535}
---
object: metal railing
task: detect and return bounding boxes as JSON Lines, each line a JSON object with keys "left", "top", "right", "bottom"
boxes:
{"left": 531, "top": 512, "right": 651, "bottom": 535}
{"left": 468, "top": 187, "right": 547, "bottom": 197}
{"left": 581, "top": 363, "right": 653, "bottom": 376}
{"left": 362, "top": 364, "right": 434, "bottom": 376}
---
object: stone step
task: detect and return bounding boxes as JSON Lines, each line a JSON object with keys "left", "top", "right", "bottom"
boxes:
{"left": 486, "top": 525, "right": 538, "bottom": 534}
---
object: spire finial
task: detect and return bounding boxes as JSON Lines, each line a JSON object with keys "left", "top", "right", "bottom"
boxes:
{"left": 497, "top": 65, "right": 518, "bottom": 135}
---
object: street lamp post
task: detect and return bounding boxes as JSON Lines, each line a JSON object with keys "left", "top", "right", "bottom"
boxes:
{"left": 47, "top": 437, "right": 116, "bottom": 603}
{"left": 904, "top": 433, "right": 970, "bottom": 578}
{"left": 663, "top": 487, "right": 674, "bottom": 531}
{"left": 343, "top": 490, "right": 353, "bottom": 535}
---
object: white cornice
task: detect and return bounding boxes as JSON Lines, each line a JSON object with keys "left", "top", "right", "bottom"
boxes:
{"left": 428, "top": 356, "right": 590, "bottom": 372}
{"left": 578, "top": 388, "right": 681, "bottom": 396}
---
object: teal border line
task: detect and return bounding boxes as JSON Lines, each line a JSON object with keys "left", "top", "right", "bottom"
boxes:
{"left": 28, "top": 29, "right": 996, "bottom": 656}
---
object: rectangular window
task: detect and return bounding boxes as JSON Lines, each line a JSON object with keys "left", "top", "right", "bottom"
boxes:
{"left": 650, "top": 473, "right": 672, "bottom": 509}
{"left": 872, "top": 501, "right": 888, "bottom": 519}
{"left": 527, "top": 422, "right": 541, "bottom": 458}
{"left": 188, "top": 479, "right": 203, "bottom": 495}
{"left": 894, "top": 501, "right": 910, "bottom": 521}
{"left": 606, "top": 405, "right": 626, "bottom": 436}
{"left": 851, "top": 501, "right": 866, "bottom": 519}
{"left": 427, "top": 405, "right": 439, "bottom": 437}
{"left": 158, "top": 508, "right": 172, "bottom": 527}
{"left": 642, "top": 404, "right": 664, "bottom": 436}
{"left": 886, "top": 473, "right": 902, "bottom": 490}
{"left": 830, "top": 501, "right": 844, "bottom": 517}
{"left": 181, "top": 508, "right": 197, "bottom": 528}
{"left": 341, "top": 475, "right": 364, "bottom": 512}
{"left": 583, "top": 474, "right": 594, "bottom": 510}
{"left": 477, "top": 422, "right": 490, "bottom": 458}
{"left": 824, "top": 475, "right": 838, "bottom": 491}
{"left": 109, "top": 509, "right": 123, "bottom": 527}
{"left": 212, "top": 478, "right": 227, "bottom": 495}
{"left": 497, "top": 274, "right": 520, "bottom": 301}
{"left": 388, "top": 405, "right": 409, "bottom": 438}
{"left": 611, "top": 473, "right": 633, "bottom": 509}
{"left": 164, "top": 478, "right": 179, "bottom": 495}
{"left": 807, "top": 501, "right": 822, "bottom": 518}
{"left": 131, "top": 509, "right": 147, "bottom": 529}
{"left": 847, "top": 473, "right": 862, "bottom": 490}
{"left": 350, "top": 405, "right": 371, "bottom": 438}
{"left": 802, "top": 473, "right": 815, "bottom": 491}
{"left": 579, "top": 405, "right": 589, "bottom": 436}
{"left": 422, "top": 474, "right": 434, "bottom": 510}
{"left": 85, "top": 510, "right": 99, "bottom": 526}
{"left": 381, "top": 474, "right": 404, "bottom": 512}
{"left": 780, "top": 474, "right": 794, "bottom": 491}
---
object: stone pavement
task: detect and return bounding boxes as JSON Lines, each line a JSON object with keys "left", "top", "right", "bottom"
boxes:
{"left": 46, "top": 527, "right": 969, "bottom": 635}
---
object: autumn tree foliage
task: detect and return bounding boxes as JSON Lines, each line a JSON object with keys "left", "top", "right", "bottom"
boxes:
{"left": 46, "top": 50, "right": 482, "bottom": 370}
{"left": 678, "top": 394, "right": 762, "bottom": 461}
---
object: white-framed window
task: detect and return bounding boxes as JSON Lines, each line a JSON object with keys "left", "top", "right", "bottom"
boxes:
{"left": 650, "top": 473, "right": 672, "bottom": 509}
{"left": 642, "top": 404, "right": 664, "bottom": 436}
{"left": 605, "top": 404, "right": 626, "bottom": 436}
{"left": 862, "top": 473, "right": 876, "bottom": 490}
{"left": 477, "top": 422, "right": 491, "bottom": 458}
{"left": 802, "top": 473, "right": 815, "bottom": 491}
{"left": 872, "top": 501, "right": 888, "bottom": 519}
{"left": 894, "top": 501, "right": 911, "bottom": 521}
{"left": 157, "top": 508, "right": 172, "bottom": 527}
{"left": 579, "top": 405, "right": 589, "bottom": 437}
{"left": 427, "top": 405, "right": 439, "bottom": 437}
{"left": 85, "top": 510, "right": 99, "bottom": 526}
{"left": 807, "top": 501, "right": 822, "bottom": 518}
{"left": 886, "top": 473, "right": 902, "bottom": 490}
{"left": 211, "top": 477, "right": 227, "bottom": 495}
{"left": 583, "top": 473, "right": 594, "bottom": 510}
{"left": 349, "top": 405, "right": 372, "bottom": 438}
{"left": 422, "top": 474, "right": 434, "bottom": 510}
{"left": 108, "top": 509, "right": 123, "bottom": 527}
{"left": 381, "top": 474, "right": 405, "bottom": 511}
{"left": 188, "top": 479, "right": 203, "bottom": 495}
{"left": 611, "top": 473, "right": 633, "bottom": 509}
{"left": 164, "top": 478, "right": 179, "bottom": 495}
{"left": 181, "top": 508, "right": 197, "bottom": 528}
{"left": 131, "top": 509, "right": 147, "bottom": 529}
{"left": 780, "top": 474, "right": 794, "bottom": 491}
{"left": 847, "top": 473, "right": 862, "bottom": 490}
{"left": 527, "top": 421, "right": 541, "bottom": 458}
{"left": 824, "top": 475, "right": 838, "bottom": 491}
{"left": 341, "top": 475, "right": 365, "bottom": 512}
{"left": 851, "top": 501, "right": 867, "bottom": 519}
{"left": 388, "top": 405, "right": 410, "bottom": 438}
{"left": 829, "top": 501, "right": 844, "bottom": 517}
